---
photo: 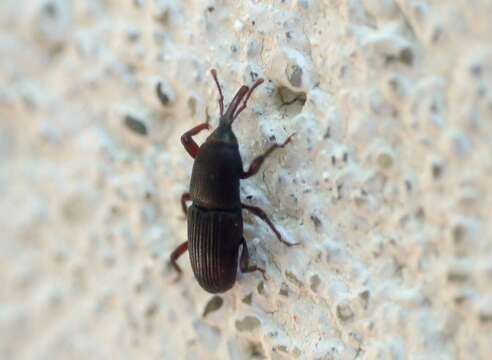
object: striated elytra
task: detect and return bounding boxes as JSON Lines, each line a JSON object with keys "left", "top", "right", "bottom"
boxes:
{"left": 169, "top": 69, "right": 296, "bottom": 293}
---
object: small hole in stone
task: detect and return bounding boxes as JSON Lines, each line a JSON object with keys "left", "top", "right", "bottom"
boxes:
{"left": 399, "top": 48, "right": 414, "bottom": 66}
{"left": 310, "top": 214, "right": 322, "bottom": 229}
{"left": 336, "top": 303, "right": 354, "bottom": 322}
{"left": 277, "top": 86, "right": 306, "bottom": 109}
{"left": 323, "top": 126, "right": 331, "bottom": 139}
{"left": 145, "top": 303, "right": 159, "bottom": 318}
{"left": 235, "top": 316, "right": 261, "bottom": 332}
{"left": 202, "top": 295, "right": 223, "bottom": 318}
{"left": 279, "top": 282, "right": 289, "bottom": 297}
{"left": 377, "top": 153, "right": 393, "bottom": 169}
{"left": 452, "top": 224, "right": 465, "bottom": 244}
{"left": 285, "top": 271, "right": 304, "bottom": 288}
{"left": 405, "top": 179, "right": 413, "bottom": 192}
{"left": 479, "top": 313, "right": 492, "bottom": 324}
{"left": 156, "top": 82, "right": 171, "bottom": 106}
{"left": 310, "top": 274, "right": 321, "bottom": 292}
{"left": 384, "top": 47, "right": 414, "bottom": 67}
{"left": 256, "top": 281, "right": 264, "bottom": 295}
{"left": 187, "top": 97, "right": 197, "bottom": 116}
{"left": 124, "top": 115, "right": 148, "bottom": 136}
{"left": 242, "top": 293, "right": 253, "bottom": 305}
{"left": 43, "top": 2, "right": 58, "bottom": 18}
{"left": 286, "top": 64, "right": 303, "bottom": 87}
{"left": 247, "top": 341, "right": 266, "bottom": 359}
{"left": 470, "top": 64, "right": 483, "bottom": 77}
{"left": 359, "top": 290, "right": 370, "bottom": 309}
{"left": 431, "top": 162, "right": 444, "bottom": 179}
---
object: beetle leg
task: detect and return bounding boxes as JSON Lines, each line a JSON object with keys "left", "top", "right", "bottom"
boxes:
{"left": 181, "top": 123, "right": 210, "bottom": 158}
{"left": 239, "top": 237, "right": 266, "bottom": 280}
{"left": 241, "top": 133, "right": 295, "bottom": 179}
{"left": 181, "top": 192, "right": 191, "bottom": 216}
{"left": 170, "top": 241, "right": 188, "bottom": 281}
{"left": 242, "top": 204, "right": 299, "bottom": 246}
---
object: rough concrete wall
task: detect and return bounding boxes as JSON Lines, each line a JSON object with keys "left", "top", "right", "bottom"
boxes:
{"left": 1, "top": 0, "right": 492, "bottom": 359}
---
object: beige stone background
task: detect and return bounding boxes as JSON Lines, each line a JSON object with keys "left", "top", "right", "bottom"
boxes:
{"left": 1, "top": 0, "right": 492, "bottom": 359}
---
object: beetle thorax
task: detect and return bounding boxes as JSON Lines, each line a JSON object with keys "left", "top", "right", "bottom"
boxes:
{"left": 206, "top": 123, "right": 238, "bottom": 145}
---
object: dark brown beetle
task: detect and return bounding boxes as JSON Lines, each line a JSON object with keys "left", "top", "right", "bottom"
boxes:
{"left": 170, "top": 69, "right": 295, "bottom": 293}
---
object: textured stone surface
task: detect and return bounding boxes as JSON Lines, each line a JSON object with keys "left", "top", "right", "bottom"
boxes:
{"left": 1, "top": 0, "right": 492, "bottom": 359}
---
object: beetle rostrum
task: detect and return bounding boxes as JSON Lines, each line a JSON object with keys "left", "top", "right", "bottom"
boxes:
{"left": 169, "top": 69, "right": 296, "bottom": 293}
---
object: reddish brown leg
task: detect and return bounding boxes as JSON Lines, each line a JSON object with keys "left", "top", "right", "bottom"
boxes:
{"left": 181, "top": 123, "right": 210, "bottom": 158}
{"left": 170, "top": 241, "right": 188, "bottom": 280}
{"left": 242, "top": 204, "right": 298, "bottom": 246}
{"left": 239, "top": 237, "right": 266, "bottom": 279}
{"left": 181, "top": 192, "right": 191, "bottom": 216}
{"left": 241, "top": 133, "right": 295, "bottom": 179}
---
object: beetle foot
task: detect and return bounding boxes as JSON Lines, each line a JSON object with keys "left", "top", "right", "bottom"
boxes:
{"left": 280, "top": 240, "right": 300, "bottom": 247}
{"left": 280, "top": 132, "right": 296, "bottom": 147}
{"left": 258, "top": 269, "right": 268, "bottom": 281}
{"left": 166, "top": 260, "right": 183, "bottom": 283}
{"left": 252, "top": 266, "right": 268, "bottom": 281}
{"left": 278, "top": 236, "right": 300, "bottom": 247}
{"left": 171, "top": 273, "right": 183, "bottom": 283}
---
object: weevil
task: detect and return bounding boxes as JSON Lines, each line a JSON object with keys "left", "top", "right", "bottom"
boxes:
{"left": 169, "top": 69, "right": 296, "bottom": 293}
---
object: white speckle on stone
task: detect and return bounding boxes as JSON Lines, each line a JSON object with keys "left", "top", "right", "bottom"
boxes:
{"left": 233, "top": 19, "right": 244, "bottom": 32}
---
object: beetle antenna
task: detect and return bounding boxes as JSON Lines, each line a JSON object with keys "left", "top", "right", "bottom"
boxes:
{"left": 210, "top": 69, "right": 225, "bottom": 117}
{"left": 232, "top": 78, "right": 264, "bottom": 120}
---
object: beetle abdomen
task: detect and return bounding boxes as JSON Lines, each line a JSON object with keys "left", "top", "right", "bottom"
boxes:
{"left": 188, "top": 204, "right": 243, "bottom": 293}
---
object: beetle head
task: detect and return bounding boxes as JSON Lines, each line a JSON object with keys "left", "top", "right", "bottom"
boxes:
{"left": 210, "top": 69, "right": 264, "bottom": 128}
